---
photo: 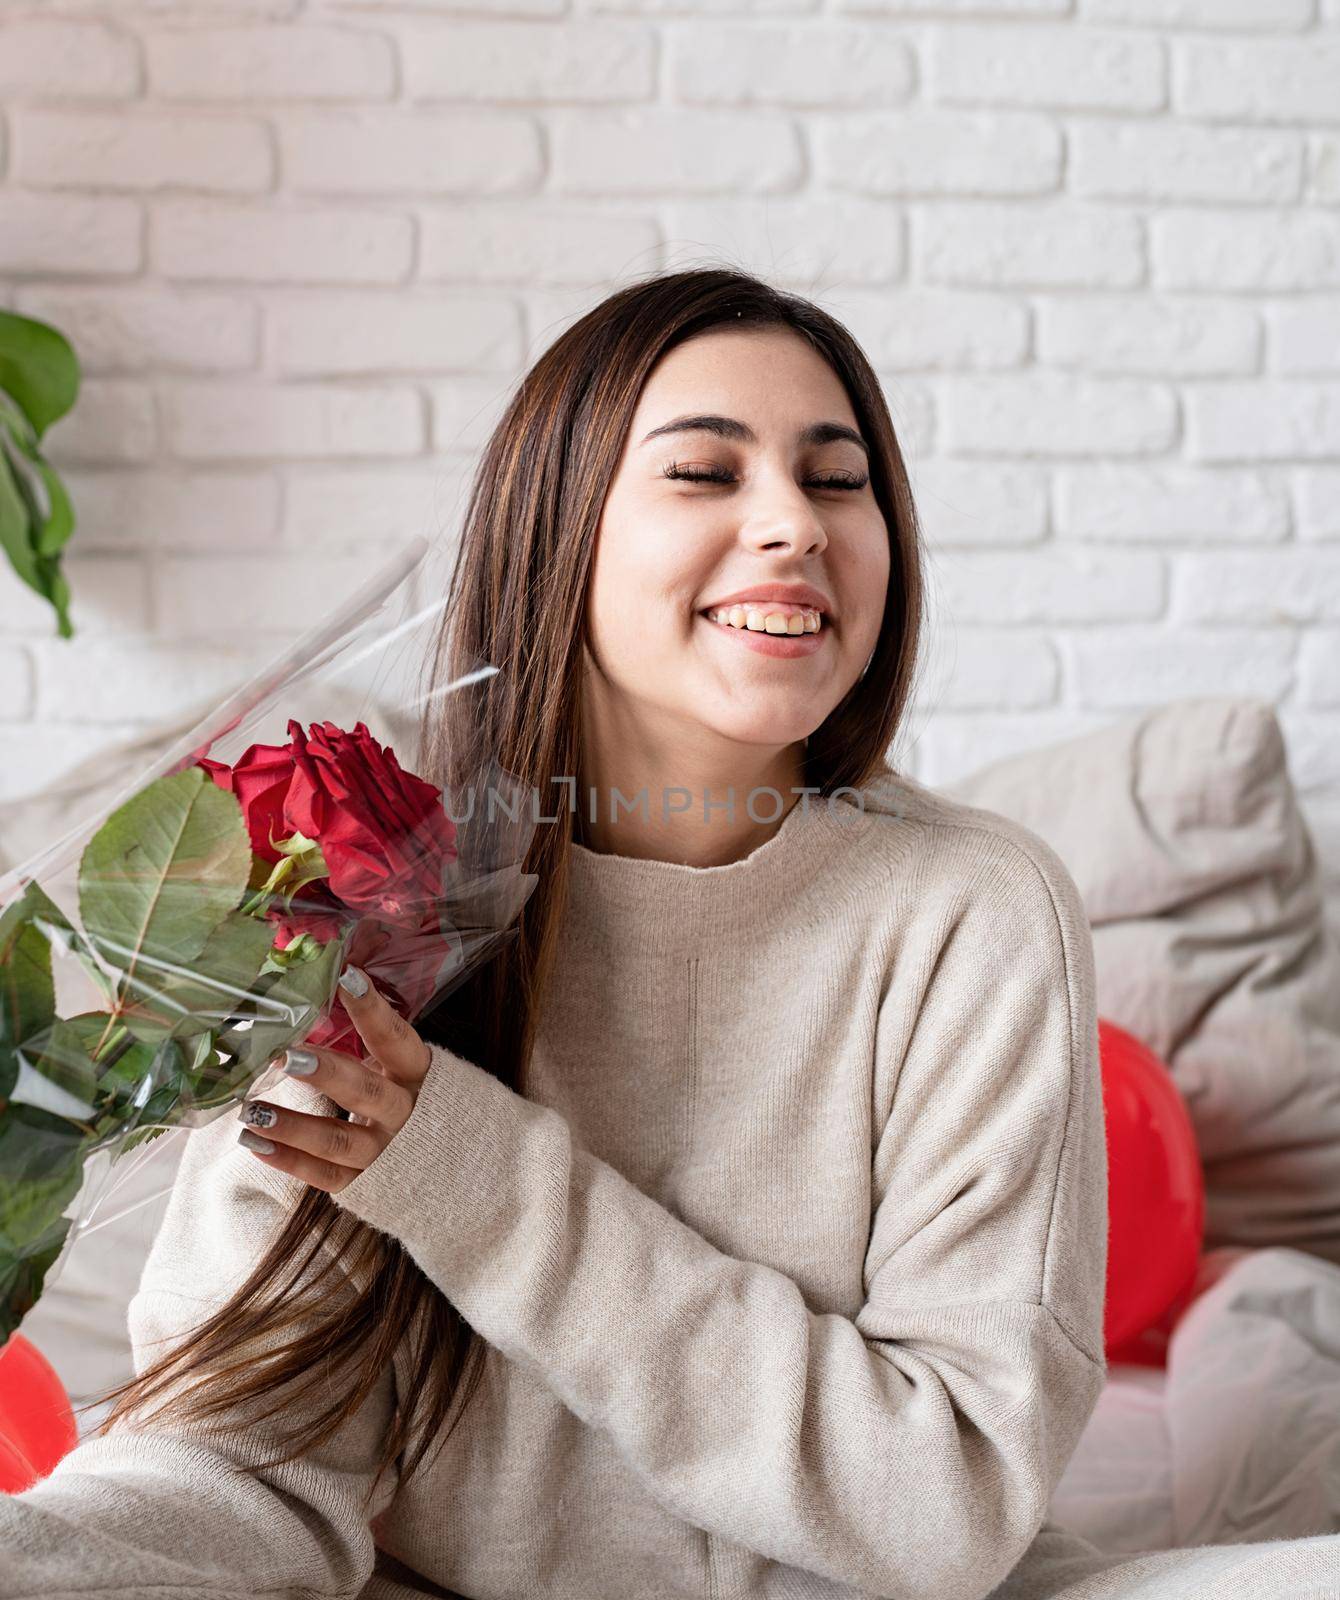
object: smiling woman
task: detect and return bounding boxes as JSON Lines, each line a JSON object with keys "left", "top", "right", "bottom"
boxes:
{"left": 6, "top": 268, "right": 1332, "bottom": 1600}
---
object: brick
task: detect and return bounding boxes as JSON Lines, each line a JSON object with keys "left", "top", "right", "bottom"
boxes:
{"left": 153, "top": 554, "right": 371, "bottom": 639}
{"left": 663, "top": 199, "right": 901, "bottom": 286}
{"left": 1186, "top": 383, "right": 1340, "bottom": 462}
{"left": 943, "top": 374, "right": 1176, "bottom": 455}
{"left": 927, "top": 24, "right": 1165, "bottom": 111}
{"left": 1082, "top": 0, "right": 1313, "bottom": 26}
{"left": 910, "top": 710, "right": 1115, "bottom": 791}
{"left": 1269, "top": 300, "right": 1340, "bottom": 376}
{"left": 0, "top": 646, "right": 35, "bottom": 721}
{"left": 920, "top": 204, "right": 1144, "bottom": 288}
{"left": 0, "top": 19, "right": 140, "bottom": 98}
{"left": 339, "top": 0, "right": 563, "bottom": 12}
{"left": 1275, "top": 711, "right": 1340, "bottom": 794}
{"left": 1067, "top": 626, "right": 1295, "bottom": 708}
{"left": 1071, "top": 121, "right": 1301, "bottom": 205}
{"left": 59, "top": 469, "right": 280, "bottom": 550}
{"left": 284, "top": 466, "right": 468, "bottom": 548}
{"left": 0, "top": 194, "right": 141, "bottom": 278}
{"left": 267, "top": 293, "right": 522, "bottom": 376}
{"left": 146, "top": 25, "right": 395, "bottom": 100}
{"left": 910, "top": 460, "right": 1049, "bottom": 546}
{"left": 1055, "top": 466, "right": 1289, "bottom": 543}
{"left": 44, "top": 382, "right": 157, "bottom": 466}
{"left": 1152, "top": 211, "right": 1340, "bottom": 292}
{"left": 835, "top": 0, "right": 1068, "bottom": 13}
{"left": 0, "top": 554, "right": 151, "bottom": 638}
{"left": 35, "top": 640, "right": 255, "bottom": 723}
{"left": 552, "top": 109, "right": 801, "bottom": 195}
{"left": 12, "top": 110, "right": 273, "bottom": 195}
{"left": 672, "top": 25, "right": 913, "bottom": 106}
{"left": 819, "top": 111, "right": 1059, "bottom": 197}
{"left": 587, "top": 0, "right": 813, "bottom": 10}
{"left": 1176, "top": 38, "right": 1340, "bottom": 125}
{"left": 280, "top": 111, "right": 541, "bottom": 195}
{"left": 839, "top": 290, "right": 1027, "bottom": 369}
{"left": 160, "top": 382, "right": 424, "bottom": 461}
{"left": 1037, "top": 296, "right": 1260, "bottom": 376}
{"left": 1173, "top": 551, "right": 1340, "bottom": 624}
{"left": 421, "top": 206, "right": 661, "bottom": 285}
{"left": 14, "top": 288, "right": 258, "bottom": 374}
{"left": 935, "top": 547, "right": 1164, "bottom": 622}
{"left": 402, "top": 21, "right": 655, "bottom": 101}
{"left": 429, "top": 378, "right": 519, "bottom": 455}
{"left": 152, "top": 202, "right": 412, "bottom": 284}
{"left": 1299, "top": 631, "right": 1340, "bottom": 707}
{"left": 925, "top": 629, "right": 1058, "bottom": 709}
{"left": 1297, "top": 468, "right": 1340, "bottom": 541}
{"left": 1309, "top": 135, "right": 1340, "bottom": 205}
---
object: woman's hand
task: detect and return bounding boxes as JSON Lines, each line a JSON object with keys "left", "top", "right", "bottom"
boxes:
{"left": 234, "top": 965, "right": 433, "bottom": 1194}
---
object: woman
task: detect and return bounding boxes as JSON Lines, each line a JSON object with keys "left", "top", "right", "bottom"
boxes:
{"left": 3, "top": 270, "right": 1334, "bottom": 1599}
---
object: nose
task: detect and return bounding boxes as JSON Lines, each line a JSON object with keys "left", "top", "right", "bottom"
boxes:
{"left": 738, "top": 475, "right": 830, "bottom": 558}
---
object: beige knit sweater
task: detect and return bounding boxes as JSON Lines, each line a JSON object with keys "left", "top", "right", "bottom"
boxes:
{"left": 3, "top": 766, "right": 1122, "bottom": 1600}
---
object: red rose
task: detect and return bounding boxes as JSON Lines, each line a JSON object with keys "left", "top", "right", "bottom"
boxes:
{"left": 198, "top": 721, "right": 461, "bottom": 1060}
{"left": 198, "top": 741, "right": 294, "bottom": 863}
{"left": 199, "top": 720, "right": 458, "bottom": 916}
{"left": 303, "top": 907, "right": 461, "bottom": 1059}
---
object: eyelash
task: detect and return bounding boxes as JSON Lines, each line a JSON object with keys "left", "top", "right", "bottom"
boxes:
{"left": 661, "top": 462, "right": 869, "bottom": 493}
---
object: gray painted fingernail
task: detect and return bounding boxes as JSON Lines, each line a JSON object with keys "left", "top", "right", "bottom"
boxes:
{"left": 239, "top": 1129, "right": 275, "bottom": 1154}
{"left": 338, "top": 965, "right": 370, "bottom": 998}
{"left": 241, "top": 1102, "right": 277, "bottom": 1129}
{"left": 282, "top": 1048, "right": 318, "bottom": 1076}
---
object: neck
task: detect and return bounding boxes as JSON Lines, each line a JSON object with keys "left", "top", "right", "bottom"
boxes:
{"left": 573, "top": 733, "right": 808, "bottom": 869}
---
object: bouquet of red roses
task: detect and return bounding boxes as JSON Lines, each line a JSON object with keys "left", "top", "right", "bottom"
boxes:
{"left": 0, "top": 542, "right": 536, "bottom": 1344}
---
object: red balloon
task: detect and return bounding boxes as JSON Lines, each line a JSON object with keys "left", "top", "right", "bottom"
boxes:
{"left": 1097, "top": 1018, "right": 1205, "bottom": 1364}
{"left": 0, "top": 1333, "right": 78, "bottom": 1493}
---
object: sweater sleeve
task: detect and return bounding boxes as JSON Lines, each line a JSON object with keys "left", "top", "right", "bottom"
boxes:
{"left": 332, "top": 837, "right": 1110, "bottom": 1600}
{"left": 0, "top": 1074, "right": 396, "bottom": 1600}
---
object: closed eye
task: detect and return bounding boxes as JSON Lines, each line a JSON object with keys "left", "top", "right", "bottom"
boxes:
{"left": 662, "top": 462, "right": 868, "bottom": 492}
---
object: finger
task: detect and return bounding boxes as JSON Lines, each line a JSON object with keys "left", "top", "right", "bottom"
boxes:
{"left": 236, "top": 1124, "right": 361, "bottom": 1195}
{"left": 333, "top": 965, "right": 432, "bottom": 1087}
{"left": 276, "top": 1042, "right": 416, "bottom": 1130}
{"left": 238, "top": 1098, "right": 385, "bottom": 1172}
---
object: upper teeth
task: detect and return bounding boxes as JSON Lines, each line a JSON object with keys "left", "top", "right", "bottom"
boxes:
{"left": 706, "top": 606, "right": 822, "bottom": 635}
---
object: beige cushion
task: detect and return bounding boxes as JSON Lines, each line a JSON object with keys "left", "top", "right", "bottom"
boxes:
{"left": 943, "top": 695, "right": 1340, "bottom": 1269}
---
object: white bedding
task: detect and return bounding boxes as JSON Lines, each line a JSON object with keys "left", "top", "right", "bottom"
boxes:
{"left": 989, "top": 1245, "right": 1340, "bottom": 1597}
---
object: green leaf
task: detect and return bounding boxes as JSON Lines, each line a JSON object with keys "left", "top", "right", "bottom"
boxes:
{"left": 0, "top": 403, "right": 76, "bottom": 639}
{"left": 0, "top": 1102, "right": 88, "bottom": 1343}
{"left": 215, "top": 931, "right": 346, "bottom": 1101}
{"left": 0, "top": 310, "right": 80, "bottom": 439}
{"left": 116, "top": 910, "right": 275, "bottom": 1045}
{"left": 0, "top": 886, "right": 58, "bottom": 1103}
{"left": 17, "top": 878, "right": 114, "bottom": 1006}
{"left": 78, "top": 767, "right": 254, "bottom": 1019}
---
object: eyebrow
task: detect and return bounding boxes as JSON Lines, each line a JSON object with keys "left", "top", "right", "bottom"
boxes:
{"left": 638, "top": 413, "right": 870, "bottom": 459}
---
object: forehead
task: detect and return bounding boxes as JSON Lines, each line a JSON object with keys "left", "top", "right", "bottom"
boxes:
{"left": 628, "top": 326, "right": 859, "bottom": 437}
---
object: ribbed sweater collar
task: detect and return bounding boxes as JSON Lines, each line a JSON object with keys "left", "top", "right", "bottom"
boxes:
{"left": 565, "top": 786, "right": 883, "bottom": 956}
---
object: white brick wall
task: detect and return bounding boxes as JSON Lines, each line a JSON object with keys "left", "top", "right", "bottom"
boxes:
{"left": 2, "top": 0, "right": 1339, "bottom": 891}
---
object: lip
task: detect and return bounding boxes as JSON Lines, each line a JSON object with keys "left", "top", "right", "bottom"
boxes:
{"left": 700, "top": 582, "right": 835, "bottom": 618}
{"left": 699, "top": 613, "right": 827, "bottom": 659}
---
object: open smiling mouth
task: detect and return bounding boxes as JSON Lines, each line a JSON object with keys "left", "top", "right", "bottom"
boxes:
{"left": 698, "top": 605, "right": 829, "bottom": 656}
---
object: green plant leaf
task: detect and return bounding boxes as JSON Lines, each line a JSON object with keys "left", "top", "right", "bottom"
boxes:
{"left": 215, "top": 930, "right": 346, "bottom": 1100}
{"left": 0, "top": 1102, "right": 89, "bottom": 1343}
{"left": 0, "top": 886, "right": 58, "bottom": 1103}
{"left": 117, "top": 909, "right": 275, "bottom": 1045}
{"left": 78, "top": 767, "right": 254, "bottom": 1017}
{"left": 0, "top": 310, "right": 80, "bottom": 439}
{"left": 0, "top": 403, "right": 76, "bottom": 639}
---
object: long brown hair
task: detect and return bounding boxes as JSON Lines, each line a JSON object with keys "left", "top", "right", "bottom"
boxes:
{"left": 90, "top": 266, "right": 928, "bottom": 1503}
